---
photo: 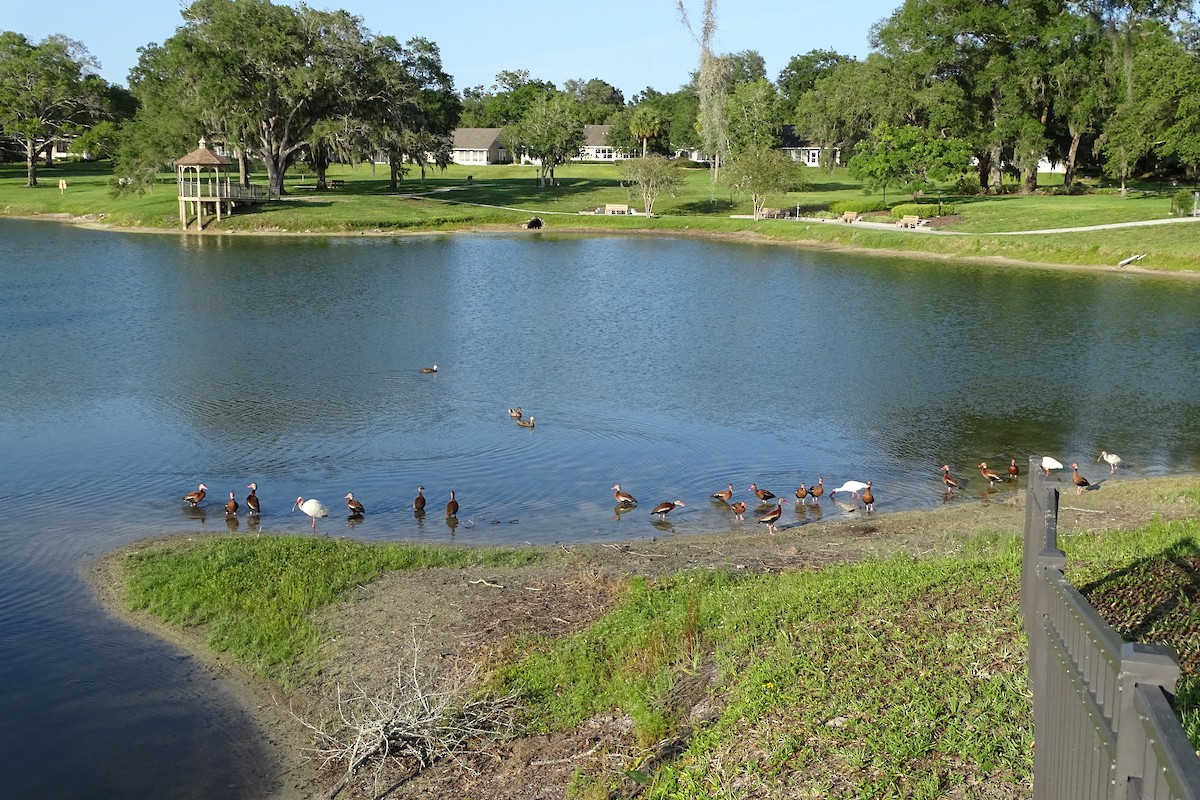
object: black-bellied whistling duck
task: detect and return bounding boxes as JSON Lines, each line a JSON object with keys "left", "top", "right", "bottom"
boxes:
{"left": 730, "top": 500, "right": 747, "bottom": 521}
{"left": 978, "top": 462, "right": 1004, "bottom": 487}
{"left": 183, "top": 483, "right": 208, "bottom": 507}
{"left": 344, "top": 492, "right": 365, "bottom": 515}
{"left": 1098, "top": 451, "right": 1122, "bottom": 474}
{"left": 508, "top": 407, "right": 522, "bottom": 419}
{"left": 516, "top": 416, "right": 535, "bottom": 428}
{"left": 711, "top": 484, "right": 734, "bottom": 503}
{"left": 1071, "top": 463, "right": 1090, "bottom": 495}
{"left": 419, "top": 365, "right": 438, "bottom": 373}
{"left": 292, "top": 497, "right": 329, "bottom": 531}
{"left": 650, "top": 499, "right": 685, "bottom": 519}
{"left": 1041, "top": 456, "right": 1064, "bottom": 476}
{"left": 809, "top": 477, "right": 824, "bottom": 503}
{"left": 830, "top": 480, "right": 869, "bottom": 500}
{"left": 445, "top": 489, "right": 459, "bottom": 518}
{"left": 612, "top": 484, "right": 637, "bottom": 506}
{"left": 1008, "top": 459, "right": 1020, "bottom": 480}
{"left": 225, "top": 491, "right": 238, "bottom": 515}
{"left": 749, "top": 483, "right": 775, "bottom": 503}
{"left": 413, "top": 486, "right": 426, "bottom": 513}
{"left": 861, "top": 481, "right": 875, "bottom": 512}
{"left": 795, "top": 484, "right": 808, "bottom": 503}
{"left": 757, "top": 498, "right": 787, "bottom": 534}
{"left": 940, "top": 465, "right": 959, "bottom": 491}
{"left": 245, "top": 483, "right": 261, "bottom": 515}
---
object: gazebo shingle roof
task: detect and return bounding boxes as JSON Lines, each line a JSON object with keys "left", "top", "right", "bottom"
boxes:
{"left": 176, "top": 138, "right": 232, "bottom": 167}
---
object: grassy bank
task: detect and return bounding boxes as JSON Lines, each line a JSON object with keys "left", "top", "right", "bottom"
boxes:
{"left": 107, "top": 478, "right": 1200, "bottom": 798}
{"left": 5, "top": 160, "right": 1198, "bottom": 272}
{"left": 122, "top": 535, "right": 541, "bottom": 685}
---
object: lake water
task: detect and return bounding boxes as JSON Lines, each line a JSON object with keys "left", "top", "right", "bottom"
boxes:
{"left": 1, "top": 218, "right": 1198, "bottom": 797}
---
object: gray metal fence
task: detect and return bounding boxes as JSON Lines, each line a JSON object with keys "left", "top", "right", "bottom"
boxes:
{"left": 1022, "top": 458, "right": 1200, "bottom": 799}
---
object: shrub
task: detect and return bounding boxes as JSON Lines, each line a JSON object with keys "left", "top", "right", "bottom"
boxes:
{"left": 890, "top": 203, "right": 954, "bottom": 219}
{"left": 828, "top": 198, "right": 890, "bottom": 214}
{"left": 1171, "top": 188, "right": 1196, "bottom": 217}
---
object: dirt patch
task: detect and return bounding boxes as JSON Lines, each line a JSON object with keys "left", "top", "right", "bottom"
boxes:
{"left": 92, "top": 475, "right": 1200, "bottom": 799}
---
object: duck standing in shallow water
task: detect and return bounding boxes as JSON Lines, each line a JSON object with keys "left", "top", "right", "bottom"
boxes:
{"left": 940, "top": 465, "right": 960, "bottom": 491}
{"left": 650, "top": 499, "right": 684, "bottom": 520}
{"left": 413, "top": 486, "right": 426, "bottom": 513}
{"left": 757, "top": 499, "right": 787, "bottom": 534}
{"left": 711, "top": 484, "right": 734, "bottom": 503}
{"left": 225, "top": 491, "right": 239, "bottom": 515}
{"left": 344, "top": 492, "right": 365, "bottom": 516}
{"left": 445, "top": 489, "right": 459, "bottom": 518}
{"left": 730, "top": 500, "right": 747, "bottom": 521}
{"left": 749, "top": 483, "right": 775, "bottom": 503}
{"left": 861, "top": 481, "right": 875, "bottom": 512}
{"left": 978, "top": 462, "right": 1004, "bottom": 487}
{"left": 1008, "top": 460, "right": 1020, "bottom": 480}
{"left": 245, "top": 483, "right": 261, "bottom": 515}
{"left": 183, "top": 483, "right": 208, "bottom": 507}
{"left": 611, "top": 484, "right": 637, "bottom": 506}
{"left": 809, "top": 478, "right": 824, "bottom": 503}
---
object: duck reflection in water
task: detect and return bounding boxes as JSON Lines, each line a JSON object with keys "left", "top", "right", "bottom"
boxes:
{"left": 182, "top": 505, "right": 207, "bottom": 524}
{"left": 445, "top": 515, "right": 459, "bottom": 535}
{"left": 613, "top": 503, "right": 638, "bottom": 521}
{"left": 224, "top": 515, "right": 239, "bottom": 533}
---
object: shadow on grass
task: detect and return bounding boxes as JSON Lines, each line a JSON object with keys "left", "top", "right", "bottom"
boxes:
{"left": 671, "top": 199, "right": 737, "bottom": 215}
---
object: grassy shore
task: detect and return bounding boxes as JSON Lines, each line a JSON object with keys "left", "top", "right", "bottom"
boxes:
{"left": 95, "top": 476, "right": 1200, "bottom": 798}
{"left": 5, "top": 160, "right": 1199, "bottom": 273}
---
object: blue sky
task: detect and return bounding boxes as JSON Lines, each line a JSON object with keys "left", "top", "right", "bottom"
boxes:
{"left": 8, "top": 1, "right": 901, "bottom": 97}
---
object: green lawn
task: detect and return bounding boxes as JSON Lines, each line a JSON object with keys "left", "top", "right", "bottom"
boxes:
{"left": 3, "top": 159, "right": 1197, "bottom": 272}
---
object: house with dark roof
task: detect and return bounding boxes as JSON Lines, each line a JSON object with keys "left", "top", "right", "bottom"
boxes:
{"left": 451, "top": 128, "right": 512, "bottom": 165}
{"left": 779, "top": 124, "right": 839, "bottom": 167}
{"left": 578, "top": 124, "right": 631, "bottom": 161}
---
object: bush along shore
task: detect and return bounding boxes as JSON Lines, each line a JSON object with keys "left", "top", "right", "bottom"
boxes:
{"left": 5, "top": 160, "right": 1200, "bottom": 275}
{"left": 94, "top": 475, "right": 1200, "bottom": 798}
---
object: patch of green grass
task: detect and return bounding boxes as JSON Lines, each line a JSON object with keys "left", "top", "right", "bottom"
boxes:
{"left": 4, "top": 160, "right": 1197, "bottom": 272}
{"left": 497, "top": 551, "right": 1032, "bottom": 798}
{"left": 123, "top": 535, "right": 540, "bottom": 685}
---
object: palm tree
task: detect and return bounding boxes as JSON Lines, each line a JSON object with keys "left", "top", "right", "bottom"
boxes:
{"left": 629, "top": 107, "right": 664, "bottom": 157}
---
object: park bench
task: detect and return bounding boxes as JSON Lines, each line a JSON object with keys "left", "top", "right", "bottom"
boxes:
{"left": 840, "top": 211, "right": 860, "bottom": 223}
{"left": 898, "top": 214, "right": 923, "bottom": 228}
{"left": 328, "top": 179, "right": 345, "bottom": 189}
{"left": 603, "top": 203, "right": 631, "bottom": 215}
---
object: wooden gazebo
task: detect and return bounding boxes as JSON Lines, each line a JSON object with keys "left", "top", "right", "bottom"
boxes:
{"left": 176, "top": 137, "right": 233, "bottom": 230}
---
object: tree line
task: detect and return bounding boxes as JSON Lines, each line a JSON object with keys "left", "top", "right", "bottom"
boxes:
{"left": 1, "top": 0, "right": 1196, "bottom": 200}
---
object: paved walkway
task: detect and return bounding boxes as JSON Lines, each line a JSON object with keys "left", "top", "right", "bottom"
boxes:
{"left": 818, "top": 214, "right": 1200, "bottom": 236}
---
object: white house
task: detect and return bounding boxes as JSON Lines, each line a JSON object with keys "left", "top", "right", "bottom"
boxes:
{"left": 450, "top": 128, "right": 511, "bottom": 165}
{"left": 578, "top": 125, "right": 632, "bottom": 161}
{"left": 779, "top": 125, "right": 839, "bottom": 166}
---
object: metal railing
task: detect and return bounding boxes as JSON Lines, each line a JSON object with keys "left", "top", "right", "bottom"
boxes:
{"left": 1022, "top": 458, "right": 1200, "bottom": 799}
{"left": 178, "top": 180, "right": 273, "bottom": 202}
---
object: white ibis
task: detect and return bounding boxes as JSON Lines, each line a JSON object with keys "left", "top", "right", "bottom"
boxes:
{"left": 650, "top": 499, "right": 685, "bottom": 520}
{"left": 413, "top": 486, "right": 426, "bottom": 513}
{"left": 749, "top": 483, "right": 776, "bottom": 503}
{"left": 757, "top": 498, "right": 787, "bottom": 534}
{"left": 861, "top": 481, "right": 875, "bottom": 512}
{"left": 445, "top": 489, "right": 459, "bottom": 518}
{"left": 182, "top": 483, "right": 208, "bottom": 507}
{"left": 225, "top": 491, "right": 239, "bottom": 515}
{"left": 292, "top": 496, "right": 329, "bottom": 531}
{"left": 730, "top": 500, "right": 747, "bottom": 521}
{"left": 508, "top": 407, "right": 522, "bottom": 419}
{"left": 245, "top": 483, "right": 261, "bottom": 515}
{"left": 1098, "top": 451, "right": 1122, "bottom": 474}
{"left": 1041, "top": 456, "right": 1064, "bottom": 476}
{"left": 419, "top": 365, "right": 438, "bottom": 373}
{"left": 809, "top": 477, "right": 825, "bottom": 503}
{"left": 611, "top": 484, "right": 637, "bottom": 506}
{"left": 517, "top": 416, "right": 535, "bottom": 428}
{"left": 1071, "top": 463, "right": 1091, "bottom": 495}
{"left": 711, "top": 484, "right": 734, "bottom": 503}
{"left": 1008, "top": 460, "right": 1020, "bottom": 480}
{"left": 940, "top": 465, "right": 960, "bottom": 491}
{"left": 830, "top": 480, "right": 870, "bottom": 500}
{"left": 978, "top": 463, "right": 1004, "bottom": 487}
{"left": 344, "top": 492, "right": 365, "bottom": 515}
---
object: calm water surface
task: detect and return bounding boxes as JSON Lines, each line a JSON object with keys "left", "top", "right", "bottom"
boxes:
{"left": 1, "top": 218, "right": 1198, "bottom": 796}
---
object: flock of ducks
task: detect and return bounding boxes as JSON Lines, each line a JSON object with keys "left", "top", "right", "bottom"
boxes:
{"left": 181, "top": 402, "right": 1125, "bottom": 535}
